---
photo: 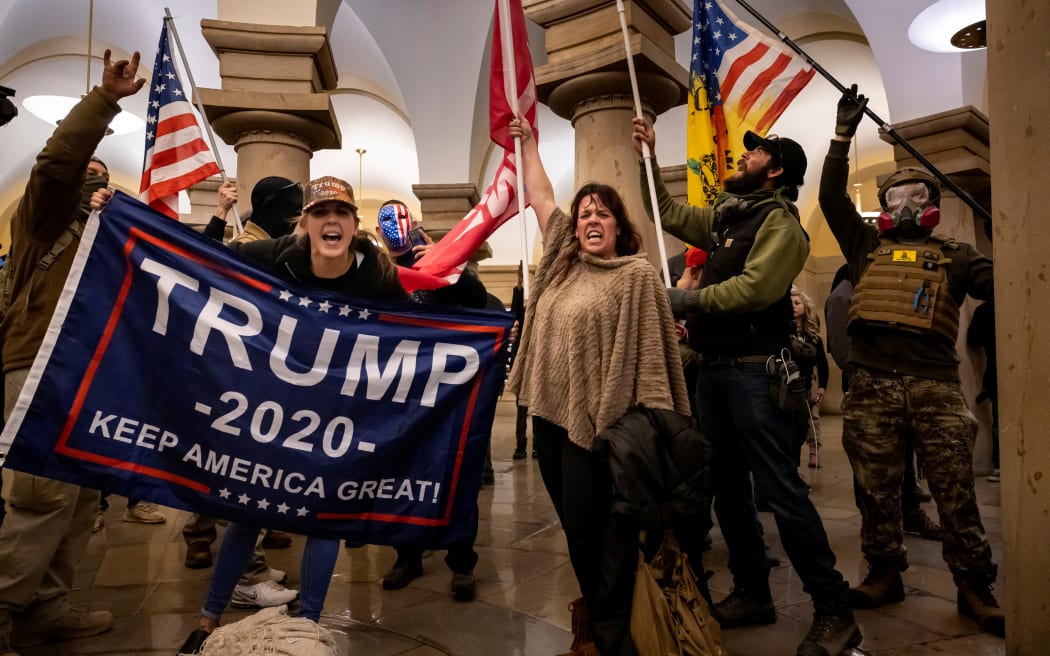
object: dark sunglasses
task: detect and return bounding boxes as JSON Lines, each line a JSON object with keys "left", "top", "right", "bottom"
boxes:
{"left": 759, "top": 134, "right": 783, "bottom": 166}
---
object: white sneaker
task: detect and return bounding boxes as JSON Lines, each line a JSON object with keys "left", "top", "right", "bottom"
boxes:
{"left": 268, "top": 567, "right": 287, "bottom": 584}
{"left": 230, "top": 580, "right": 299, "bottom": 609}
{"left": 122, "top": 502, "right": 166, "bottom": 524}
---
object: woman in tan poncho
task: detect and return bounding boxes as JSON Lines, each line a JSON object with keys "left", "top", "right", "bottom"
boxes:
{"left": 506, "top": 117, "right": 690, "bottom": 656}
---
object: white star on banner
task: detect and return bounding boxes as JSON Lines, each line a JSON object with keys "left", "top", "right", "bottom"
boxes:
{"left": 279, "top": 290, "right": 293, "bottom": 301}
{"left": 729, "top": 32, "right": 738, "bottom": 40}
{"left": 318, "top": 301, "right": 331, "bottom": 313}
{"left": 338, "top": 306, "right": 351, "bottom": 317}
{"left": 163, "top": 54, "right": 170, "bottom": 62}
{"left": 173, "top": 88, "right": 183, "bottom": 96}
{"left": 276, "top": 503, "right": 290, "bottom": 514}
{"left": 358, "top": 309, "right": 371, "bottom": 320}
{"left": 155, "top": 83, "right": 166, "bottom": 94}
{"left": 218, "top": 488, "right": 231, "bottom": 499}
{"left": 257, "top": 498, "right": 270, "bottom": 510}
{"left": 296, "top": 506, "right": 309, "bottom": 517}
{"left": 298, "top": 296, "right": 312, "bottom": 308}
{"left": 238, "top": 493, "right": 250, "bottom": 505}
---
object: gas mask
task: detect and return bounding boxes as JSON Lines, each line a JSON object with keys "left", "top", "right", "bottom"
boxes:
{"left": 877, "top": 182, "right": 939, "bottom": 232}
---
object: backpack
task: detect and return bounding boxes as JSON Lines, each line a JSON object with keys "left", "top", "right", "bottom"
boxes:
{"left": 0, "top": 221, "right": 84, "bottom": 322}
{"left": 631, "top": 531, "right": 726, "bottom": 656}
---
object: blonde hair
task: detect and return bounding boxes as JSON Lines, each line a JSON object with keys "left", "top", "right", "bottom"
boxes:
{"left": 791, "top": 285, "right": 821, "bottom": 340}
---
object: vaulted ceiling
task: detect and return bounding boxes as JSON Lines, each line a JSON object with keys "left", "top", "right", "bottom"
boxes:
{"left": 0, "top": 0, "right": 987, "bottom": 261}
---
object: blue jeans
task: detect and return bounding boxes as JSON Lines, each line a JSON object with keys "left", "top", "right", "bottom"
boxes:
{"left": 696, "top": 361, "right": 847, "bottom": 603}
{"left": 202, "top": 523, "right": 339, "bottom": 622}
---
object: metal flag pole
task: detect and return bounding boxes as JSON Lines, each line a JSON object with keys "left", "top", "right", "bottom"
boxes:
{"left": 730, "top": 0, "right": 991, "bottom": 223}
{"left": 163, "top": 7, "right": 243, "bottom": 235}
{"left": 615, "top": 0, "right": 672, "bottom": 288}
{"left": 497, "top": 0, "right": 532, "bottom": 300}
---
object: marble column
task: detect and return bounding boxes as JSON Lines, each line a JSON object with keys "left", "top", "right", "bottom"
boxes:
{"left": 988, "top": 0, "right": 1050, "bottom": 652}
{"left": 877, "top": 106, "right": 993, "bottom": 472}
{"left": 195, "top": 20, "right": 341, "bottom": 216}
{"left": 525, "top": 0, "right": 690, "bottom": 272}
{"left": 412, "top": 182, "right": 493, "bottom": 277}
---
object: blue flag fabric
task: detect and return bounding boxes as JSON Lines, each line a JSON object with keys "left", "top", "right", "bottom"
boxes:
{"left": 0, "top": 192, "right": 513, "bottom": 547}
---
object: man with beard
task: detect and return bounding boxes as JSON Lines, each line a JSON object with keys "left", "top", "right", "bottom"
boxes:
{"left": 819, "top": 86, "right": 1002, "bottom": 637}
{"left": 632, "top": 118, "right": 860, "bottom": 656}
{"left": 0, "top": 50, "right": 144, "bottom": 655}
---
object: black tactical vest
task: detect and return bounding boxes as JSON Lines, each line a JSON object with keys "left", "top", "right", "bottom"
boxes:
{"left": 687, "top": 202, "right": 796, "bottom": 356}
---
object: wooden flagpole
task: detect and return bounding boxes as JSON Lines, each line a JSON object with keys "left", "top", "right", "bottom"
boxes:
{"left": 163, "top": 8, "right": 243, "bottom": 235}
{"left": 615, "top": 0, "right": 672, "bottom": 288}
{"left": 497, "top": 0, "right": 532, "bottom": 300}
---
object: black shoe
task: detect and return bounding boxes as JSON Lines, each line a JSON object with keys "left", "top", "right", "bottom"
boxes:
{"left": 796, "top": 601, "right": 862, "bottom": 656}
{"left": 451, "top": 571, "right": 477, "bottom": 602}
{"left": 482, "top": 470, "right": 495, "bottom": 486}
{"left": 177, "top": 628, "right": 211, "bottom": 655}
{"left": 512, "top": 448, "right": 527, "bottom": 460}
{"left": 383, "top": 560, "right": 424, "bottom": 590}
{"left": 712, "top": 588, "right": 777, "bottom": 628}
{"left": 532, "top": 450, "right": 538, "bottom": 459}
{"left": 261, "top": 529, "right": 293, "bottom": 549}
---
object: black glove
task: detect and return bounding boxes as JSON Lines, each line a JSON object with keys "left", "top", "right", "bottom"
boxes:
{"left": 836, "top": 83, "right": 868, "bottom": 138}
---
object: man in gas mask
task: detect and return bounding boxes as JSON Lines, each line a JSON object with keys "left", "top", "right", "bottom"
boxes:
{"left": 0, "top": 50, "right": 144, "bottom": 654}
{"left": 819, "top": 85, "right": 1002, "bottom": 637}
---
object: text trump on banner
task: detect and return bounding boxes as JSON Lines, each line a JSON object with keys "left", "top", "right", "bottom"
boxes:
{"left": 0, "top": 192, "right": 514, "bottom": 548}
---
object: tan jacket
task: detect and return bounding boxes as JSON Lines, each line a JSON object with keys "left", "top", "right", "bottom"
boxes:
{"left": 1, "top": 87, "right": 120, "bottom": 373}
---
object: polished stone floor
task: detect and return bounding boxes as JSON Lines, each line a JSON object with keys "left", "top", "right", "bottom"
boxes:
{"left": 25, "top": 399, "right": 1006, "bottom": 655}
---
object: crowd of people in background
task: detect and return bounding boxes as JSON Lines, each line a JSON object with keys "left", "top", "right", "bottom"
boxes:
{"left": 0, "top": 47, "right": 1002, "bottom": 656}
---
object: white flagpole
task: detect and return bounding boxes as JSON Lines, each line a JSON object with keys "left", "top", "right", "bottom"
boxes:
{"left": 497, "top": 0, "right": 531, "bottom": 300}
{"left": 163, "top": 8, "right": 243, "bottom": 236}
{"left": 615, "top": 0, "right": 672, "bottom": 288}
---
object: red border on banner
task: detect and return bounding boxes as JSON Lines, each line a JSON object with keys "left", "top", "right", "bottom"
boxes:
{"left": 52, "top": 226, "right": 507, "bottom": 526}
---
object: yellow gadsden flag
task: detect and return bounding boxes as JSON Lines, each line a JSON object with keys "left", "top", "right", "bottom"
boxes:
{"left": 687, "top": 0, "right": 815, "bottom": 206}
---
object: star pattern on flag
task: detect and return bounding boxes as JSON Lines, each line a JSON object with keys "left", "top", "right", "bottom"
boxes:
{"left": 273, "top": 289, "right": 373, "bottom": 322}
{"left": 277, "top": 503, "right": 290, "bottom": 514}
{"left": 296, "top": 506, "right": 309, "bottom": 517}
{"left": 238, "top": 493, "right": 250, "bottom": 505}
{"left": 257, "top": 498, "right": 270, "bottom": 510}
{"left": 218, "top": 488, "right": 231, "bottom": 499}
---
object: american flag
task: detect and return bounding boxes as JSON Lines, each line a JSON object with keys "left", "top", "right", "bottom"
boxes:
{"left": 139, "top": 22, "right": 220, "bottom": 219}
{"left": 686, "top": 0, "right": 814, "bottom": 205}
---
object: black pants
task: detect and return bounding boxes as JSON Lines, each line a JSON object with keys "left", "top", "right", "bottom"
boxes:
{"left": 395, "top": 503, "right": 479, "bottom": 574}
{"left": 533, "top": 416, "right": 637, "bottom": 656}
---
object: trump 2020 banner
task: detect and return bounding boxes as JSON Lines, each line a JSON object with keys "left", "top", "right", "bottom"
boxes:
{"left": 0, "top": 191, "right": 513, "bottom": 547}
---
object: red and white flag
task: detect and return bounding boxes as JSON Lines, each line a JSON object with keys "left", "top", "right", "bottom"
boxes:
{"left": 410, "top": 0, "right": 536, "bottom": 290}
{"left": 139, "top": 22, "right": 220, "bottom": 219}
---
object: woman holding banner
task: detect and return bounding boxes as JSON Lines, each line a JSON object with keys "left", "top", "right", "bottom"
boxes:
{"left": 177, "top": 175, "right": 407, "bottom": 654}
{"left": 506, "top": 116, "right": 691, "bottom": 656}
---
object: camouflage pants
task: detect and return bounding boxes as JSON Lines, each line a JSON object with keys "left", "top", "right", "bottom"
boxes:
{"left": 842, "top": 365, "right": 996, "bottom": 582}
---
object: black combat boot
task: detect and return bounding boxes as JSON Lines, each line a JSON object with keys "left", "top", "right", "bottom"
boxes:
{"left": 797, "top": 596, "right": 863, "bottom": 656}
{"left": 712, "top": 587, "right": 777, "bottom": 628}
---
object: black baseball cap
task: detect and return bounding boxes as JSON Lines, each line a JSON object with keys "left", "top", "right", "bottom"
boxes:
{"left": 743, "top": 131, "right": 807, "bottom": 187}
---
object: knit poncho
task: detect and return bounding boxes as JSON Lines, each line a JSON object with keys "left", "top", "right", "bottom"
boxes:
{"left": 508, "top": 207, "right": 691, "bottom": 450}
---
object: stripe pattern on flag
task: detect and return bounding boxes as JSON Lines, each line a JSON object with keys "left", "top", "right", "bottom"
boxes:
{"left": 139, "top": 22, "right": 220, "bottom": 220}
{"left": 686, "top": 0, "right": 814, "bottom": 206}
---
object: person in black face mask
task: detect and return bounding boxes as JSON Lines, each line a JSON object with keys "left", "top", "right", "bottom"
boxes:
{"left": 0, "top": 49, "right": 145, "bottom": 653}
{"left": 819, "top": 84, "right": 1002, "bottom": 638}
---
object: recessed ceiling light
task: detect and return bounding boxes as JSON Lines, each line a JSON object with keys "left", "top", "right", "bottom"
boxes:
{"left": 22, "top": 94, "right": 145, "bottom": 136}
{"left": 908, "top": 0, "right": 986, "bottom": 53}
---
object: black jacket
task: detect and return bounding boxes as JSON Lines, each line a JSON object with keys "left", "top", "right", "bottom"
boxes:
{"left": 592, "top": 407, "right": 713, "bottom": 527}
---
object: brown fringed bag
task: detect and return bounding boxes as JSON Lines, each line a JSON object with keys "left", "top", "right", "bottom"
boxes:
{"left": 631, "top": 531, "right": 726, "bottom": 656}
